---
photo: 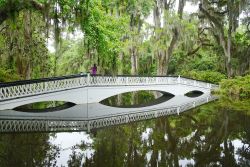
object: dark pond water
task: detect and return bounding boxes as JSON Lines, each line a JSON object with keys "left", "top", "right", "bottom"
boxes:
{"left": 14, "top": 101, "right": 75, "bottom": 112}
{"left": 0, "top": 92, "right": 249, "bottom": 166}
{"left": 100, "top": 90, "right": 175, "bottom": 108}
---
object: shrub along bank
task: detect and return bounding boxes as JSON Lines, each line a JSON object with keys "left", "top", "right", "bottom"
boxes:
{"left": 180, "top": 70, "right": 250, "bottom": 99}
{"left": 179, "top": 70, "right": 226, "bottom": 84}
{"left": 220, "top": 75, "right": 250, "bottom": 99}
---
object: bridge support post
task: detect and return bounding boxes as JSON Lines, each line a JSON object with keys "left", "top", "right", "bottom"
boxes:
{"left": 154, "top": 111, "right": 158, "bottom": 118}
{"left": 177, "top": 107, "right": 180, "bottom": 115}
{"left": 87, "top": 73, "right": 90, "bottom": 86}
{"left": 87, "top": 122, "right": 90, "bottom": 133}
{"left": 0, "top": 88, "right": 2, "bottom": 100}
{"left": 125, "top": 115, "right": 129, "bottom": 123}
{"left": 126, "top": 77, "right": 129, "bottom": 85}
{"left": 178, "top": 75, "right": 181, "bottom": 84}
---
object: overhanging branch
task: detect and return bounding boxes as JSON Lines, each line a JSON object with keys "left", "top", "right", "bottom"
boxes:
{"left": 0, "top": 0, "right": 44, "bottom": 25}
{"left": 199, "top": 3, "right": 223, "bottom": 30}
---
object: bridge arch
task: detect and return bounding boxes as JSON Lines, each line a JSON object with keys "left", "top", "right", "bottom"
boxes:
{"left": 97, "top": 89, "right": 175, "bottom": 101}
{"left": 87, "top": 84, "right": 209, "bottom": 103}
{"left": 0, "top": 87, "right": 87, "bottom": 110}
{"left": 0, "top": 75, "right": 216, "bottom": 110}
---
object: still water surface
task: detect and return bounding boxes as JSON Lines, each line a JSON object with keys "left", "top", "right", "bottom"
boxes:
{"left": 0, "top": 91, "right": 249, "bottom": 166}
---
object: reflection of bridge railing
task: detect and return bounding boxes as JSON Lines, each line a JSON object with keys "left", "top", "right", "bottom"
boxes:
{"left": 0, "top": 74, "right": 218, "bottom": 101}
{"left": 0, "top": 95, "right": 218, "bottom": 133}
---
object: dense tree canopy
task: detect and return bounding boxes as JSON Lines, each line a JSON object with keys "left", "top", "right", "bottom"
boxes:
{"left": 0, "top": 0, "right": 249, "bottom": 80}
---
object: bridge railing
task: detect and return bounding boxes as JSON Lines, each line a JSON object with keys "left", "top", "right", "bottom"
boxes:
{"left": 90, "top": 75, "right": 218, "bottom": 90}
{"left": 179, "top": 77, "right": 210, "bottom": 88}
{"left": 0, "top": 74, "right": 218, "bottom": 101}
{"left": 0, "top": 74, "right": 88, "bottom": 101}
{"left": 90, "top": 76, "right": 178, "bottom": 85}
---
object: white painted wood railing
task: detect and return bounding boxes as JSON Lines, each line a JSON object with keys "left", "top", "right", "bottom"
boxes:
{"left": 0, "top": 74, "right": 218, "bottom": 101}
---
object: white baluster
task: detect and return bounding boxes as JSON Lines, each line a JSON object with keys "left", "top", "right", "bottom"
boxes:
{"left": 177, "top": 107, "right": 180, "bottom": 115}
{"left": 87, "top": 73, "right": 90, "bottom": 86}
{"left": 154, "top": 111, "right": 158, "bottom": 118}
{"left": 193, "top": 102, "right": 196, "bottom": 107}
{"left": 0, "top": 88, "right": 3, "bottom": 100}
{"left": 178, "top": 75, "right": 181, "bottom": 84}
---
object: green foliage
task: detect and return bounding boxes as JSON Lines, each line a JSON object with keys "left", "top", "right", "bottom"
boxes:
{"left": 0, "top": 10, "right": 50, "bottom": 79}
{"left": 170, "top": 48, "right": 220, "bottom": 74}
{"left": 0, "top": 133, "right": 59, "bottom": 166}
{"left": 217, "top": 96, "right": 250, "bottom": 111}
{"left": 188, "top": 54, "right": 218, "bottom": 71}
{"left": 0, "top": 68, "right": 21, "bottom": 82}
{"left": 220, "top": 75, "right": 250, "bottom": 98}
{"left": 78, "top": 0, "right": 129, "bottom": 74}
{"left": 0, "top": 0, "right": 6, "bottom": 6}
{"left": 179, "top": 70, "right": 226, "bottom": 84}
{"left": 0, "top": 0, "right": 248, "bottom": 81}
{"left": 57, "top": 39, "right": 87, "bottom": 75}
{"left": 231, "top": 31, "right": 250, "bottom": 75}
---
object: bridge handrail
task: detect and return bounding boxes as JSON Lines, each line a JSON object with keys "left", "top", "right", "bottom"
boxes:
{"left": 94, "top": 74, "right": 218, "bottom": 85}
{"left": 0, "top": 74, "right": 87, "bottom": 87}
{"left": 0, "top": 74, "right": 218, "bottom": 101}
{"left": 0, "top": 74, "right": 218, "bottom": 87}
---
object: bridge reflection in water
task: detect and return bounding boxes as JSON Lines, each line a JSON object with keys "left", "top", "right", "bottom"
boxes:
{"left": 0, "top": 92, "right": 217, "bottom": 133}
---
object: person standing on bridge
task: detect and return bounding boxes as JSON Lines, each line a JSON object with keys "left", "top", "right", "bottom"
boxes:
{"left": 91, "top": 64, "right": 97, "bottom": 75}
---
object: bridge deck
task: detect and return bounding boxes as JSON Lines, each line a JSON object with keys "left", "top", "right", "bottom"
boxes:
{"left": 0, "top": 74, "right": 218, "bottom": 101}
{"left": 0, "top": 75, "right": 218, "bottom": 110}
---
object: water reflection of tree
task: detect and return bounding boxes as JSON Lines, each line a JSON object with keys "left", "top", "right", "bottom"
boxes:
{"left": 101, "top": 91, "right": 156, "bottom": 107}
{"left": 237, "top": 110, "right": 250, "bottom": 166}
{"left": 68, "top": 101, "right": 250, "bottom": 166}
{"left": 0, "top": 133, "right": 59, "bottom": 167}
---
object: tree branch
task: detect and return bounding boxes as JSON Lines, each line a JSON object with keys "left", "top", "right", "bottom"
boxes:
{"left": 199, "top": 3, "right": 223, "bottom": 30}
{"left": 0, "top": 25, "right": 8, "bottom": 32}
{"left": 186, "top": 45, "right": 201, "bottom": 56}
{"left": 0, "top": 0, "right": 44, "bottom": 25}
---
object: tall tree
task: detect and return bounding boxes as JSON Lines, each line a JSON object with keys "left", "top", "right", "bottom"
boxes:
{"left": 153, "top": 0, "right": 186, "bottom": 75}
{"left": 199, "top": 0, "right": 247, "bottom": 77}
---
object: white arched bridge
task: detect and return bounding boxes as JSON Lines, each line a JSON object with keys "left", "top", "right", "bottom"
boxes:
{"left": 0, "top": 74, "right": 218, "bottom": 110}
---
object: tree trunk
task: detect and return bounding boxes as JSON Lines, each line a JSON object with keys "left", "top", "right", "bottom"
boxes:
{"left": 154, "top": 0, "right": 164, "bottom": 75}
{"left": 155, "top": 0, "right": 185, "bottom": 75}
{"left": 199, "top": 2, "right": 234, "bottom": 78}
{"left": 117, "top": 52, "right": 123, "bottom": 105}
{"left": 130, "top": 46, "right": 138, "bottom": 75}
{"left": 129, "top": 13, "right": 139, "bottom": 75}
{"left": 165, "top": 28, "right": 179, "bottom": 74}
{"left": 157, "top": 51, "right": 167, "bottom": 75}
{"left": 23, "top": 10, "right": 32, "bottom": 79}
{"left": 219, "top": 32, "right": 232, "bottom": 78}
